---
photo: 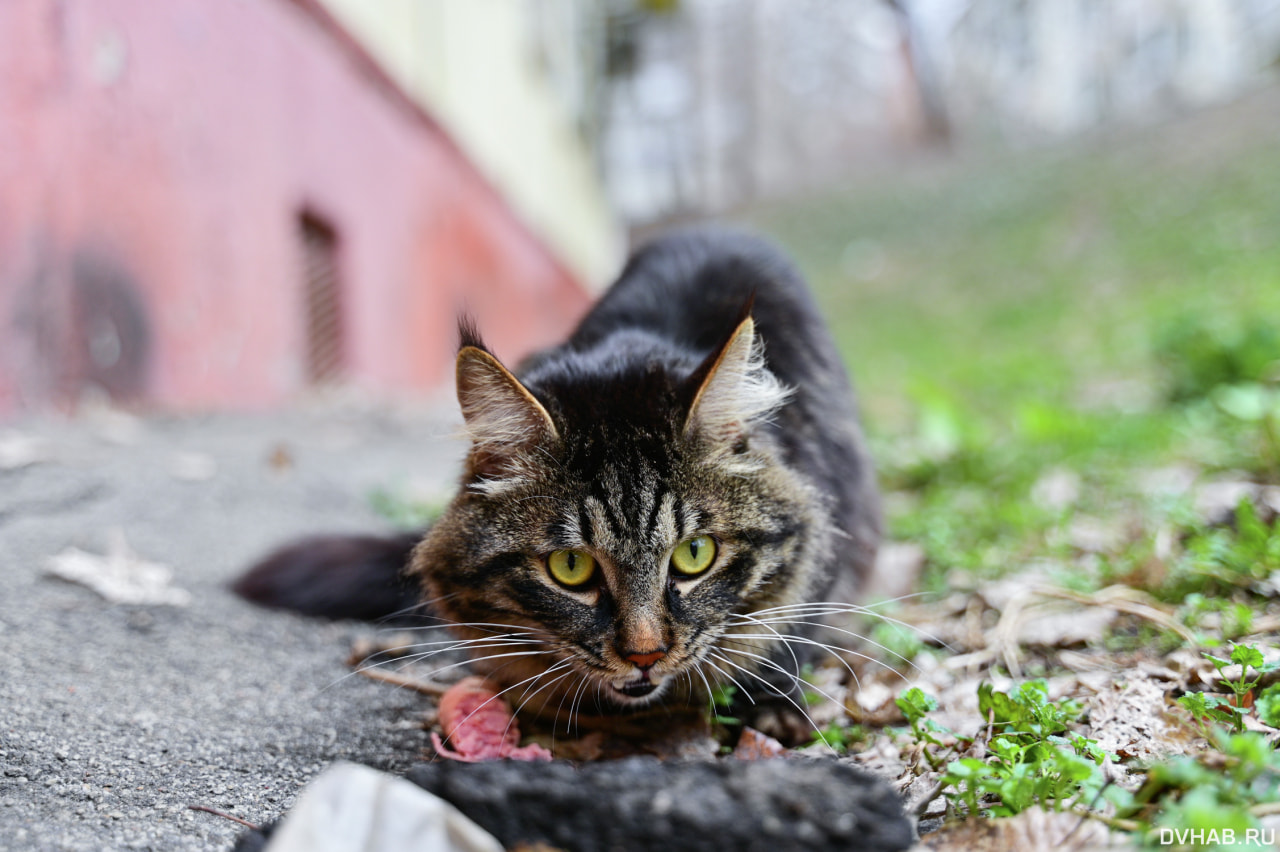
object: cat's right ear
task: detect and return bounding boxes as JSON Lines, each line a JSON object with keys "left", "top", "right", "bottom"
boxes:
{"left": 683, "top": 315, "right": 790, "bottom": 446}
{"left": 455, "top": 329, "right": 558, "bottom": 463}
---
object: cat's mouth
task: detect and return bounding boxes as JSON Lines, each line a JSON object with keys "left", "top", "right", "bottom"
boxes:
{"left": 608, "top": 672, "right": 666, "bottom": 704}
{"left": 617, "top": 679, "right": 658, "bottom": 698}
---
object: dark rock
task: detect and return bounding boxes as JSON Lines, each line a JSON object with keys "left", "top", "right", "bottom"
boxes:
{"left": 404, "top": 757, "right": 914, "bottom": 852}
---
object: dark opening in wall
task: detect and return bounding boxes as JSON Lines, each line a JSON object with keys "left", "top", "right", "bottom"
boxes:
{"left": 299, "top": 211, "right": 344, "bottom": 385}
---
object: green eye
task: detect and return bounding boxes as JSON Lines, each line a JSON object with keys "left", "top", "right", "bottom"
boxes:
{"left": 670, "top": 535, "right": 717, "bottom": 577}
{"left": 547, "top": 549, "right": 596, "bottom": 587}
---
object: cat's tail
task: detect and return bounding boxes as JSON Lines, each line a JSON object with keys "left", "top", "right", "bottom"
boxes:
{"left": 232, "top": 532, "right": 425, "bottom": 623}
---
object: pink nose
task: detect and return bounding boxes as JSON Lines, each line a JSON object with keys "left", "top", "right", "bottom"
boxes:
{"left": 624, "top": 650, "right": 666, "bottom": 669}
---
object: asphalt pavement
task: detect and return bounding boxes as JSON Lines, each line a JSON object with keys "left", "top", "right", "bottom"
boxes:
{"left": 0, "top": 397, "right": 466, "bottom": 851}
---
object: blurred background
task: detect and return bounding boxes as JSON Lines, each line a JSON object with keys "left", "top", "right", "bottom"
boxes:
{"left": 2, "top": 0, "right": 1279, "bottom": 428}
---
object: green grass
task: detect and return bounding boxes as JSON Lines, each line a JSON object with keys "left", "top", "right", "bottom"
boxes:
{"left": 748, "top": 99, "right": 1280, "bottom": 430}
{"left": 742, "top": 92, "right": 1280, "bottom": 590}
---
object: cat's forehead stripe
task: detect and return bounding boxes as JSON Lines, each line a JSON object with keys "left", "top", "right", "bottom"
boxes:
{"left": 633, "top": 479, "right": 656, "bottom": 536}
{"left": 679, "top": 499, "right": 700, "bottom": 540}
{"left": 576, "top": 502, "right": 594, "bottom": 547}
{"left": 584, "top": 497, "right": 614, "bottom": 548}
{"left": 650, "top": 491, "right": 678, "bottom": 548}
{"left": 557, "top": 510, "right": 582, "bottom": 545}
{"left": 645, "top": 487, "right": 666, "bottom": 545}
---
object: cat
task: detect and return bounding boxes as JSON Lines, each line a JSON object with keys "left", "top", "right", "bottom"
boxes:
{"left": 235, "top": 227, "right": 882, "bottom": 738}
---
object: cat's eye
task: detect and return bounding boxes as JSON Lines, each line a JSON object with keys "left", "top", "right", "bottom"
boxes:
{"left": 547, "top": 549, "right": 596, "bottom": 588}
{"left": 670, "top": 535, "right": 717, "bottom": 577}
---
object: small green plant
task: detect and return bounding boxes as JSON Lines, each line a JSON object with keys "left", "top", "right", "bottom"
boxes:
{"left": 1177, "top": 594, "right": 1256, "bottom": 640}
{"left": 897, "top": 687, "right": 960, "bottom": 770}
{"left": 708, "top": 683, "right": 740, "bottom": 727}
{"left": 1213, "top": 383, "right": 1280, "bottom": 473}
{"left": 797, "top": 663, "right": 827, "bottom": 707}
{"left": 899, "top": 681, "right": 1115, "bottom": 818}
{"left": 368, "top": 486, "right": 445, "bottom": 530}
{"left": 807, "top": 721, "right": 867, "bottom": 754}
{"left": 1255, "top": 683, "right": 1280, "bottom": 728}
{"left": 1129, "top": 730, "right": 1280, "bottom": 847}
{"left": 1137, "top": 642, "right": 1280, "bottom": 845}
{"left": 1153, "top": 314, "right": 1280, "bottom": 405}
{"left": 1180, "top": 643, "right": 1279, "bottom": 735}
{"left": 899, "top": 670, "right": 1280, "bottom": 842}
{"left": 870, "top": 620, "right": 925, "bottom": 667}
{"left": 1207, "top": 644, "right": 1266, "bottom": 729}
{"left": 943, "top": 681, "right": 1112, "bottom": 817}
{"left": 1159, "top": 500, "right": 1280, "bottom": 603}
{"left": 1177, "top": 690, "right": 1244, "bottom": 739}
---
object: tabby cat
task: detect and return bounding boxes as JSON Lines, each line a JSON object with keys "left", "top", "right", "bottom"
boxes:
{"left": 236, "top": 228, "right": 881, "bottom": 734}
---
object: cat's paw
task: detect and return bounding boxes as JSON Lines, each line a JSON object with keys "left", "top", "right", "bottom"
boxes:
{"left": 740, "top": 704, "right": 815, "bottom": 748}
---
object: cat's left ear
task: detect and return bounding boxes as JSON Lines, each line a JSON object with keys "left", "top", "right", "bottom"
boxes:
{"left": 684, "top": 316, "right": 790, "bottom": 445}
{"left": 456, "top": 346, "right": 558, "bottom": 451}
{"left": 454, "top": 318, "right": 559, "bottom": 484}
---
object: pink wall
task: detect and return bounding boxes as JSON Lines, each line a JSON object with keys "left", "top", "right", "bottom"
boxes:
{"left": 0, "top": 0, "right": 591, "bottom": 415}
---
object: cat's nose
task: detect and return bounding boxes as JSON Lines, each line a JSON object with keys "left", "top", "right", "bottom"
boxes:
{"left": 624, "top": 648, "right": 667, "bottom": 669}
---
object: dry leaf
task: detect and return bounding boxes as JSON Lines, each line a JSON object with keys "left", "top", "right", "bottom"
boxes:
{"left": 46, "top": 529, "right": 190, "bottom": 607}
{"left": 1086, "top": 677, "right": 1189, "bottom": 772}
{"left": 733, "top": 726, "right": 787, "bottom": 759}
{"left": 1017, "top": 605, "right": 1118, "bottom": 648}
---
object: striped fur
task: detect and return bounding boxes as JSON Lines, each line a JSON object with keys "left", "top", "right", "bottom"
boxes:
{"left": 409, "top": 228, "right": 881, "bottom": 729}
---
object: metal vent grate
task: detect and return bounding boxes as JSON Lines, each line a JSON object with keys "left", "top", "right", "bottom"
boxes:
{"left": 299, "top": 212, "right": 344, "bottom": 385}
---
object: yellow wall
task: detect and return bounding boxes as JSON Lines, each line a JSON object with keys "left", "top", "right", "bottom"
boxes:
{"left": 319, "top": 0, "right": 621, "bottom": 288}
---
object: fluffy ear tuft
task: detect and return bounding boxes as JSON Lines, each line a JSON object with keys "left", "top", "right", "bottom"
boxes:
{"left": 684, "top": 317, "right": 791, "bottom": 445}
{"left": 456, "top": 343, "right": 557, "bottom": 482}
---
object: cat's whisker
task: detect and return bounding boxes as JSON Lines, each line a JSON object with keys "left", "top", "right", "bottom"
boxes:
{"left": 721, "top": 630, "right": 874, "bottom": 688}
{"left": 724, "top": 613, "right": 804, "bottom": 681}
{"left": 348, "top": 642, "right": 547, "bottom": 683}
{"left": 373, "top": 629, "right": 547, "bottom": 649}
{"left": 381, "top": 641, "right": 545, "bottom": 664}
{"left": 860, "top": 591, "right": 935, "bottom": 609}
{"left": 731, "top": 606, "right": 929, "bottom": 667}
{"left": 385, "top": 618, "right": 550, "bottom": 638}
{"left": 743, "top": 601, "right": 953, "bottom": 652}
{"left": 393, "top": 648, "right": 554, "bottom": 681}
{"left": 731, "top": 615, "right": 923, "bottom": 675}
{"left": 437, "top": 661, "right": 575, "bottom": 754}
{"left": 698, "top": 654, "right": 757, "bottom": 708}
{"left": 591, "top": 681, "right": 607, "bottom": 716}
{"left": 690, "top": 660, "right": 722, "bottom": 715}
{"left": 319, "top": 634, "right": 549, "bottom": 693}
{"left": 722, "top": 618, "right": 867, "bottom": 694}
{"left": 551, "top": 667, "right": 587, "bottom": 738}
{"left": 532, "top": 445, "right": 570, "bottom": 476}
{"left": 675, "top": 668, "right": 692, "bottom": 707}
{"left": 355, "top": 636, "right": 549, "bottom": 669}
{"left": 502, "top": 663, "right": 576, "bottom": 744}
{"left": 382, "top": 628, "right": 545, "bottom": 645}
{"left": 705, "top": 650, "right": 828, "bottom": 744}
{"left": 566, "top": 670, "right": 594, "bottom": 736}
{"left": 720, "top": 630, "right": 902, "bottom": 687}
{"left": 371, "top": 591, "right": 464, "bottom": 627}
{"left": 716, "top": 639, "right": 849, "bottom": 707}
{"left": 514, "top": 493, "right": 562, "bottom": 505}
